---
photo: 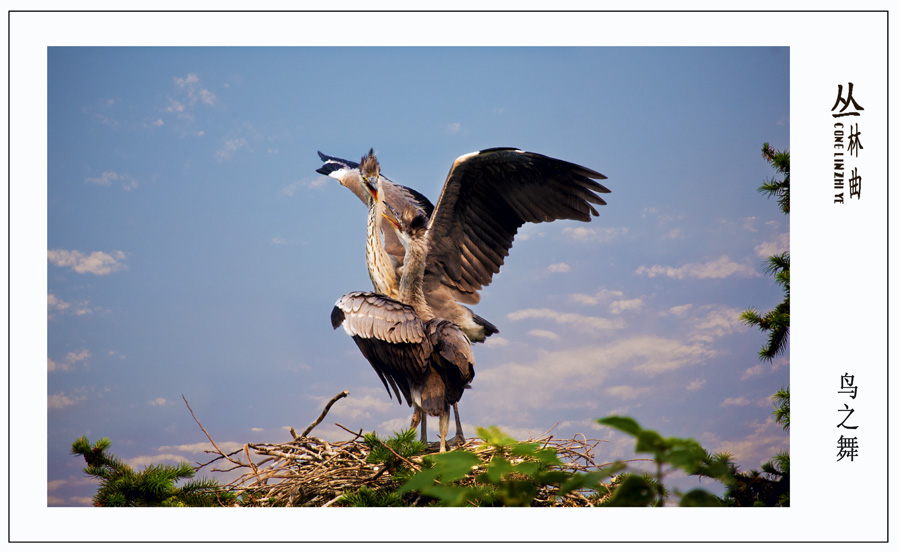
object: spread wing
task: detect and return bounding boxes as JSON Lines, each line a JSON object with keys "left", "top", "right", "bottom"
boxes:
{"left": 424, "top": 148, "right": 609, "bottom": 300}
{"left": 317, "top": 151, "right": 434, "bottom": 261}
{"left": 331, "top": 291, "right": 431, "bottom": 405}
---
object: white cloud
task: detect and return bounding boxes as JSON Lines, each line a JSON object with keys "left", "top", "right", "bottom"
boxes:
{"left": 714, "top": 216, "right": 759, "bottom": 234}
{"left": 174, "top": 72, "right": 199, "bottom": 87}
{"left": 569, "top": 289, "right": 624, "bottom": 306}
{"left": 48, "top": 389, "right": 87, "bottom": 409}
{"left": 316, "top": 391, "right": 394, "bottom": 421}
{"left": 668, "top": 304, "right": 693, "bottom": 316}
{"left": 163, "top": 73, "right": 216, "bottom": 125}
{"left": 85, "top": 171, "right": 138, "bottom": 190}
{"left": 641, "top": 207, "right": 659, "bottom": 219}
{"left": 562, "top": 226, "right": 627, "bottom": 243}
{"left": 127, "top": 453, "right": 192, "bottom": 469}
{"left": 476, "top": 336, "right": 716, "bottom": 412}
{"left": 635, "top": 255, "right": 758, "bottom": 279}
{"left": 527, "top": 329, "right": 559, "bottom": 340}
{"left": 720, "top": 396, "right": 751, "bottom": 407}
{"left": 281, "top": 175, "right": 332, "bottom": 197}
{"left": 689, "top": 306, "right": 747, "bottom": 342}
{"left": 686, "top": 378, "right": 706, "bottom": 391}
{"left": 48, "top": 480, "right": 67, "bottom": 492}
{"left": 547, "top": 262, "right": 571, "bottom": 273}
{"left": 754, "top": 232, "right": 790, "bottom": 258}
{"left": 662, "top": 228, "right": 684, "bottom": 240}
{"left": 66, "top": 350, "right": 90, "bottom": 364}
{"left": 507, "top": 308, "right": 623, "bottom": 332}
{"left": 48, "top": 249, "right": 127, "bottom": 275}
{"left": 483, "top": 336, "right": 510, "bottom": 348}
{"left": 609, "top": 298, "right": 643, "bottom": 315}
{"left": 740, "top": 357, "right": 788, "bottom": 381}
{"left": 158, "top": 442, "right": 244, "bottom": 456}
{"left": 199, "top": 89, "right": 217, "bottom": 105}
{"left": 166, "top": 98, "right": 185, "bottom": 114}
{"left": 47, "top": 294, "right": 70, "bottom": 318}
{"left": 174, "top": 72, "right": 216, "bottom": 106}
{"left": 641, "top": 207, "right": 684, "bottom": 226}
{"left": 148, "top": 397, "right": 168, "bottom": 407}
{"left": 604, "top": 385, "right": 652, "bottom": 400}
{"left": 48, "top": 349, "right": 91, "bottom": 372}
{"left": 446, "top": 122, "right": 461, "bottom": 133}
{"left": 215, "top": 137, "right": 248, "bottom": 161}
{"left": 568, "top": 289, "right": 642, "bottom": 315}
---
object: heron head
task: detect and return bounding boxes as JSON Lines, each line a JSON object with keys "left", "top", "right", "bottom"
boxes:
{"left": 382, "top": 202, "right": 427, "bottom": 247}
{"left": 359, "top": 148, "right": 380, "bottom": 201}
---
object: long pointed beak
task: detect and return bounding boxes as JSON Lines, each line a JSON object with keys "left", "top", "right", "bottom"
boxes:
{"left": 363, "top": 175, "right": 380, "bottom": 202}
{"left": 381, "top": 202, "right": 401, "bottom": 232}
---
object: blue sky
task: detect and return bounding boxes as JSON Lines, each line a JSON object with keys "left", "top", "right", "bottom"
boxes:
{"left": 45, "top": 46, "right": 790, "bottom": 506}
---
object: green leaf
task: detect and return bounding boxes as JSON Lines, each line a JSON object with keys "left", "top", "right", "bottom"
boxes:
{"left": 429, "top": 449, "right": 480, "bottom": 482}
{"left": 634, "top": 429, "right": 666, "bottom": 455}
{"left": 597, "top": 416, "right": 643, "bottom": 437}
{"left": 476, "top": 426, "right": 518, "bottom": 448}
{"left": 679, "top": 489, "right": 723, "bottom": 507}
{"left": 601, "top": 474, "right": 656, "bottom": 507}
{"left": 531, "top": 447, "right": 564, "bottom": 466}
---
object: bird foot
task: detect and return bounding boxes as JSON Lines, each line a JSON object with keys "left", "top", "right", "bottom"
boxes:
{"left": 446, "top": 434, "right": 466, "bottom": 448}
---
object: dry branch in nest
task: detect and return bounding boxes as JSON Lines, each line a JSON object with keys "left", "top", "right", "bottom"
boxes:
{"left": 187, "top": 391, "right": 630, "bottom": 507}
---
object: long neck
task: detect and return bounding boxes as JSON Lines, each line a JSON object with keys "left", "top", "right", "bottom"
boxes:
{"left": 398, "top": 233, "right": 434, "bottom": 321}
{"left": 366, "top": 194, "right": 398, "bottom": 297}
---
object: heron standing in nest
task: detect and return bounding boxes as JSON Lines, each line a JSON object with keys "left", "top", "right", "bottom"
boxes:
{"left": 322, "top": 147, "right": 609, "bottom": 448}
{"left": 332, "top": 202, "right": 474, "bottom": 452}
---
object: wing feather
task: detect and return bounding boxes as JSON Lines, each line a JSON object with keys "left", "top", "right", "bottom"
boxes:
{"left": 332, "top": 292, "right": 432, "bottom": 405}
{"left": 425, "top": 148, "right": 609, "bottom": 298}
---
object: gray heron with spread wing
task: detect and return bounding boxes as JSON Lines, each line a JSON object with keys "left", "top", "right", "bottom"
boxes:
{"left": 317, "top": 147, "right": 609, "bottom": 342}
{"left": 323, "top": 147, "right": 609, "bottom": 448}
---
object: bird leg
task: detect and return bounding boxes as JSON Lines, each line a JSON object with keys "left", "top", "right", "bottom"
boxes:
{"left": 446, "top": 403, "right": 466, "bottom": 448}
{"left": 438, "top": 409, "right": 450, "bottom": 453}
{"left": 409, "top": 407, "right": 422, "bottom": 432}
{"left": 419, "top": 409, "right": 428, "bottom": 447}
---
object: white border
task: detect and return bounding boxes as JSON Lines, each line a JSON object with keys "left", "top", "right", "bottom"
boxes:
{"left": 6, "top": 6, "right": 892, "bottom": 544}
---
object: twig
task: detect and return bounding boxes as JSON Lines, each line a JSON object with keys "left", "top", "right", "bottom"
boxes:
{"left": 245, "top": 444, "right": 262, "bottom": 485}
{"left": 195, "top": 447, "right": 244, "bottom": 470}
{"left": 334, "top": 423, "right": 364, "bottom": 441}
{"left": 378, "top": 441, "right": 421, "bottom": 472}
{"left": 299, "top": 390, "right": 350, "bottom": 439}
{"left": 182, "top": 395, "right": 246, "bottom": 467}
{"left": 321, "top": 495, "right": 344, "bottom": 508}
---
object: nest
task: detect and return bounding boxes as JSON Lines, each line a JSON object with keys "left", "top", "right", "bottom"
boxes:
{"left": 185, "top": 392, "right": 618, "bottom": 507}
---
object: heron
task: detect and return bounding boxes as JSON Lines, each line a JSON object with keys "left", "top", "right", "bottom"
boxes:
{"left": 332, "top": 203, "right": 474, "bottom": 453}
{"left": 319, "top": 150, "right": 497, "bottom": 343}
{"left": 322, "top": 147, "right": 609, "bottom": 448}
{"left": 317, "top": 147, "right": 610, "bottom": 342}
